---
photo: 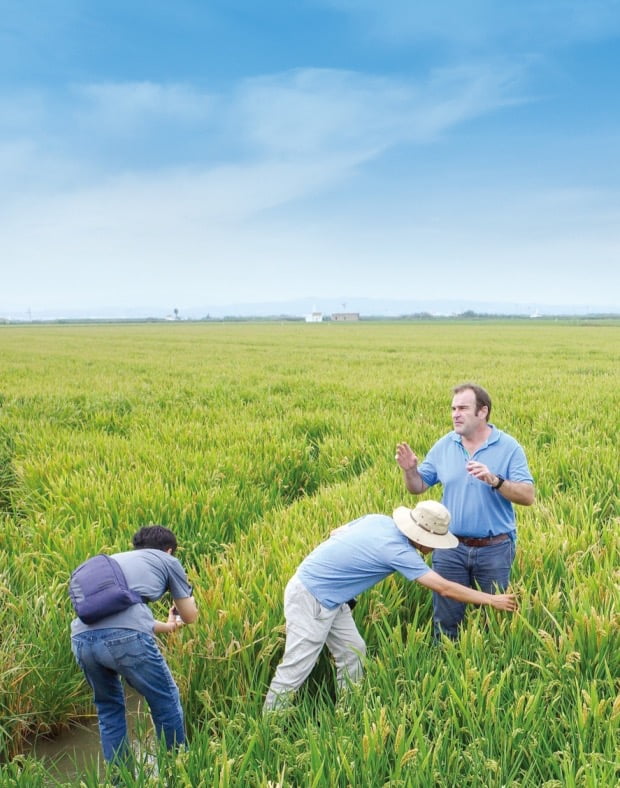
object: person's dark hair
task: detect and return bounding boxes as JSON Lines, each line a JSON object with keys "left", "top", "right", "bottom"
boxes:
{"left": 132, "top": 525, "right": 177, "bottom": 553}
{"left": 453, "top": 382, "right": 492, "bottom": 421}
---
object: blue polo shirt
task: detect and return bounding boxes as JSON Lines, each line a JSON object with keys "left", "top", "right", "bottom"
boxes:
{"left": 417, "top": 426, "right": 533, "bottom": 539}
{"left": 296, "top": 514, "right": 431, "bottom": 609}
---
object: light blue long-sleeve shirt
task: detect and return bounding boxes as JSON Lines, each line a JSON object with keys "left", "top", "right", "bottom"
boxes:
{"left": 296, "top": 514, "right": 430, "bottom": 609}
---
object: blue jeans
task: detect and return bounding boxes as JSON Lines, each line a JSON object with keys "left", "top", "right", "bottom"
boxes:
{"left": 432, "top": 539, "right": 516, "bottom": 640}
{"left": 71, "top": 628, "right": 185, "bottom": 763}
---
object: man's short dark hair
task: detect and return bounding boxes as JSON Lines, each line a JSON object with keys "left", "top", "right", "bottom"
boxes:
{"left": 453, "top": 382, "right": 492, "bottom": 421}
{"left": 132, "top": 525, "right": 178, "bottom": 553}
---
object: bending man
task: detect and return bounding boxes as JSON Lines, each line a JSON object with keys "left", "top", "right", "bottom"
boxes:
{"left": 70, "top": 525, "right": 198, "bottom": 766}
{"left": 264, "top": 501, "right": 517, "bottom": 712}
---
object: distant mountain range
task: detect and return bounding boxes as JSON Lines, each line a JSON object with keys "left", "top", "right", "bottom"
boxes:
{"left": 2, "top": 297, "right": 619, "bottom": 321}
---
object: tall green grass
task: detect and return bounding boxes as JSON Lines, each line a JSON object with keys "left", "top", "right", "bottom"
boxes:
{"left": 0, "top": 321, "right": 618, "bottom": 785}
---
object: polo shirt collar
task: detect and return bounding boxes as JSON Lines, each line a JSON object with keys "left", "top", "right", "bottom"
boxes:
{"left": 451, "top": 424, "right": 500, "bottom": 448}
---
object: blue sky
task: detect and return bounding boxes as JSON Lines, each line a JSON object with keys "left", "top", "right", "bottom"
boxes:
{"left": 1, "top": 0, "right": 619, "bottom": 317}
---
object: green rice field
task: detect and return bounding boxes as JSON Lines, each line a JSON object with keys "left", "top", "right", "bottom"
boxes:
{"left": 0, "top": 320, "right": 618, "bottom": 786}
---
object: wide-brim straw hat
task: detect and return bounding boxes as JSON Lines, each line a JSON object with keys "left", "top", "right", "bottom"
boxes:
{"left": 393, "top": 501, "right": 458, "bottom": 549}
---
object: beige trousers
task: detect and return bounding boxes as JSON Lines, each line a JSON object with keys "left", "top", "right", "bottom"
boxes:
{"left": 264, "top": 574, "right": 366, "bottom": 711}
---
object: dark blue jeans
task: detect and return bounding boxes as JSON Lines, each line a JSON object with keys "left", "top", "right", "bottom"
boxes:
{"left": 71, "top": 628, "right": 185, "bottom": 763}
{"left": 432, "top": 538, "right": 516, "bottom": 640}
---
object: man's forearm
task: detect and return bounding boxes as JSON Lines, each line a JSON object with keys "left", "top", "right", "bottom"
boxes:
{"left": 439, "top": 579, "right": 495, "bottom": 606}
{"left": 402, "top": 467, "right": 427, "bottom": 494}
{"left": 417, "top": 571, "right": 516, "bottom": 610}
{"left": 494, "top": 478, "right": 535, "bottom": 506}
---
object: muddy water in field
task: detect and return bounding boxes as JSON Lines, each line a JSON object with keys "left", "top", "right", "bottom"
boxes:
{"left": 29, "top": 686, "right": 154, "bottom": 784}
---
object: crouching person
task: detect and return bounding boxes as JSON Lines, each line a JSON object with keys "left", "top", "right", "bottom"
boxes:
{"left": 70, "top": 525, "right": 198, "bottom": 767}
{"left": 264, "top": 502, "right": 517, "bottom": 712}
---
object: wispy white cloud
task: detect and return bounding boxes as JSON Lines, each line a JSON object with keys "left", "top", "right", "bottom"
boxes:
{"left": 74, "top": 82, "right": 214, "bottom": 133}
{"left": 0, "top": 62, "right": 530, "bottom": 298}
{"left": 2, "top": 58, "right": 617, "bottom": 312}
{"left": 235, "top": 65, "right": 525, "bottom": 158}
{"left": 0, "top": 63, "right": 525, "bottom": 203}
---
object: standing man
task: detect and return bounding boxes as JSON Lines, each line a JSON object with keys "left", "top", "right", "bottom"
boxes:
{"left": 70, "top": 525, "right": 198, "bottom": 767}
{"left": 396, "top": 382, "right": 534, "bottom": 640}
{"left": 263, "top": 501, "right": 517, "bottom": 712}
